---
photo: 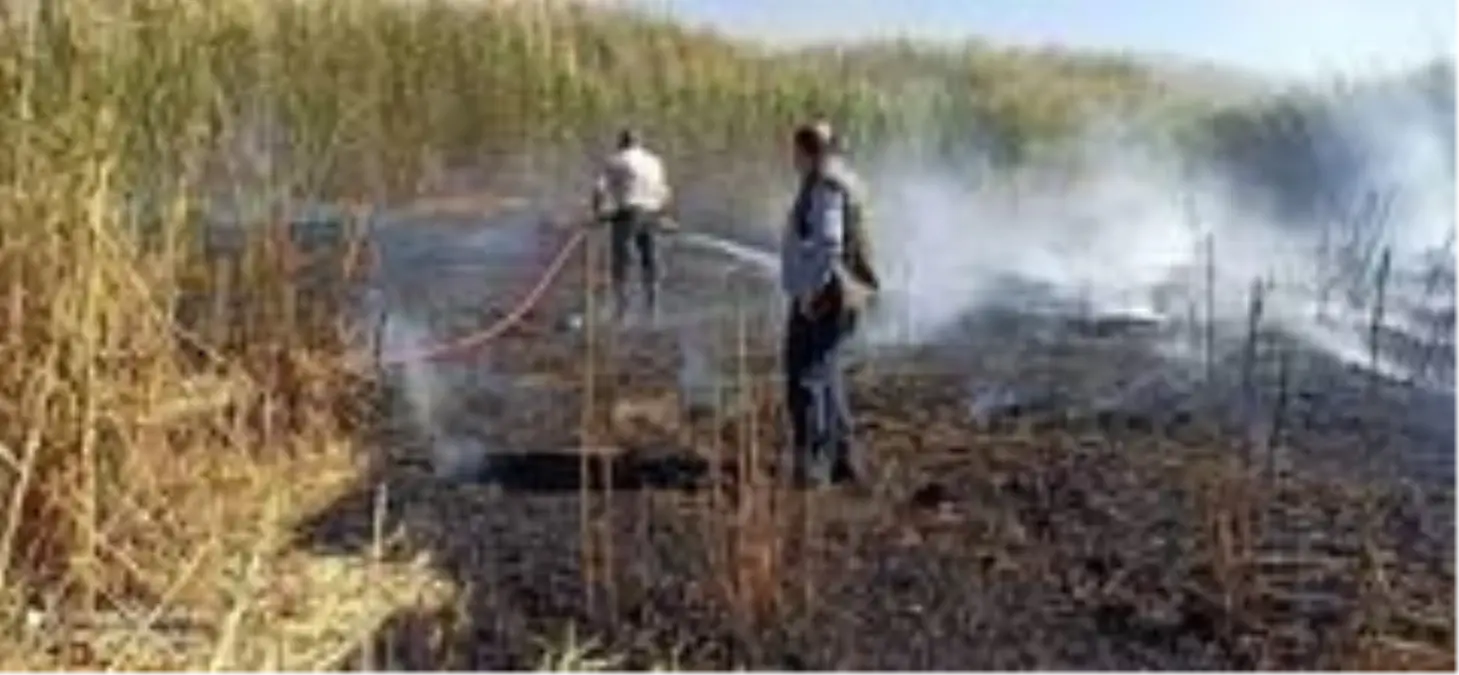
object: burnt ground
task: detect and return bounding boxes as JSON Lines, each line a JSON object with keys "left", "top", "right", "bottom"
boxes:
{"left": 295, "top": 211, "right": 1456, "bottom": 670}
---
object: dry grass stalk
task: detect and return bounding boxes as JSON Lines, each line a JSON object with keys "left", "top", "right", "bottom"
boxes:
{"left": 1241, "top": 276, "right": 1267, "bottom": 468}
{"left": 1189, "top": 455, "right": 1260, "bottom": 640}
{"left": 1203, "top": 231, "right": 1216, "bottom": 384}
{"left": 579, "top": 225, "right": 601, "bottom": 617}
{"left": 727, "top": 272, "right": 782, "bottom": 628}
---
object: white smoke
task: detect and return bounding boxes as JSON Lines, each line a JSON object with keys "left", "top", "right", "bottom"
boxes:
{"left": 677, "top": 329, "right": 721, "bottom": 412}
{"left": 362, "top": 209, "right": 572, "bottom": 482}
{"left": 861, "top": 139, "right": 1260, "bottom": 342}
{"left": 855, "top": 77, "right": 1454, "bottom": 389}
{"left": 380, "top": 313, "right": 493, "bottom": 480}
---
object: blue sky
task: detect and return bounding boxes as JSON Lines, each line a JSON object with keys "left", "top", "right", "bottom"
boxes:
{"left": 636, "top": 0, "right": 1455, "bottom": 80}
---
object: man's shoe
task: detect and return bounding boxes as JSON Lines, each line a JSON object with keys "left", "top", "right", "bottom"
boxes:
{"left": 830, "top": 460, "right": 862, "bottom": 486}
{"left": 790, "top": 459, "right": 831, "bottom": 490}
{"left": 790, "top": 469, "right": 812, "bottom": 490}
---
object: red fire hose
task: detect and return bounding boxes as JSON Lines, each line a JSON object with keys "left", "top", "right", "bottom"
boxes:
{"left": 377, "top": 225, "right": 590, "bottom": 366}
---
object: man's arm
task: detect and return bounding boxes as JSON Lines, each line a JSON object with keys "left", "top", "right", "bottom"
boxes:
{"left": 642, "top": 153, "right": 678, "bottom": 229}
{"left": 659, "top": 179, "right": 674, "bottom": 212}
{"left": 590, "top": 163, "right": 616, "bottom": 224}
{"left": 591, "top": 175, "right": 606, "bottom": 217}
{"left": 649, "top": 154, "right": 672, "bottom": 209}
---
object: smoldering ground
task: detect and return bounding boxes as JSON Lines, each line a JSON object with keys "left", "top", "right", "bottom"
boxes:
{"left": 278, "top": 72, "right": 1455, "bottom": 671}
{"left": 356, "top": 64, "right": 1453, "bottom": 485}
{"left": 851, "top": 76, "right": 1453, "bottom": 392}
{"left": 829, "top": 72, "right": 1455, "bottom": 484}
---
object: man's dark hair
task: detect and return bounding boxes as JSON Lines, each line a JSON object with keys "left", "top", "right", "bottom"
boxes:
{"left": 792, "top": 123, "right": 834, "bottom": 159}
{"left": 617, "top": 128, "right": 641, "bottom": 150}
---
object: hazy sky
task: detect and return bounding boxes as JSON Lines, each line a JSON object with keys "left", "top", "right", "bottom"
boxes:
{"left": 637, "top": 0, "right": 1455, "bottom": 80}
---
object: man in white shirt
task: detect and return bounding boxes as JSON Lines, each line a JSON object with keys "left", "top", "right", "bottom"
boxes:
{"left": 592, "top": 128, "right": 673, "bottom": 321}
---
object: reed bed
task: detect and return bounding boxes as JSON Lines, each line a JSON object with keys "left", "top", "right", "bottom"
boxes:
{"left": 0, "top": 0, "right": 1447, "bottom": 668}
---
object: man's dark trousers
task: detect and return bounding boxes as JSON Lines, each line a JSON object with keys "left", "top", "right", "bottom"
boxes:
{"left": 784, "top": 301, "right": 858, "bottom": 486}
{"left": 608, "top": 206, "right": 659, "bottom": 318}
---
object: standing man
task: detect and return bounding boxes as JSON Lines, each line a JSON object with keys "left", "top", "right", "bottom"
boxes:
{"left": 781, "top": 121, "right": 880, "bottom": 488}
{"left": 592, "top": 128, "right": 673, "bottom": 322}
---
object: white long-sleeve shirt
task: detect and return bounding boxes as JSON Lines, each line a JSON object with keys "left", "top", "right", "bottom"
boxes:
{"left": 594, "top": 146, "right": 671, "bottom": 214}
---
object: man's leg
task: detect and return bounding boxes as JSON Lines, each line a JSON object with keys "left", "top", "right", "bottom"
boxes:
{"left": 634, "top": 224, "right": 659, "bottom": 322}
{"left": 783, "top": 310, "right": 819, "bottom": 486}
{"left": 801, "top": 308, "right": 852, "bottom": 486}
{"left": 608, "top": 213, "right": 633, "bottom": 320}
{"left": 826, "top": 311, "right": 859, "bottom": 484}
{"left": 787, "top": 306, "right": 853, "bottom": 487}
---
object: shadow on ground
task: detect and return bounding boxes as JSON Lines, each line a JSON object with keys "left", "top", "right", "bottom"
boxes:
{"left": 485, "top": 451, "right": 711, "bottom": 494}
